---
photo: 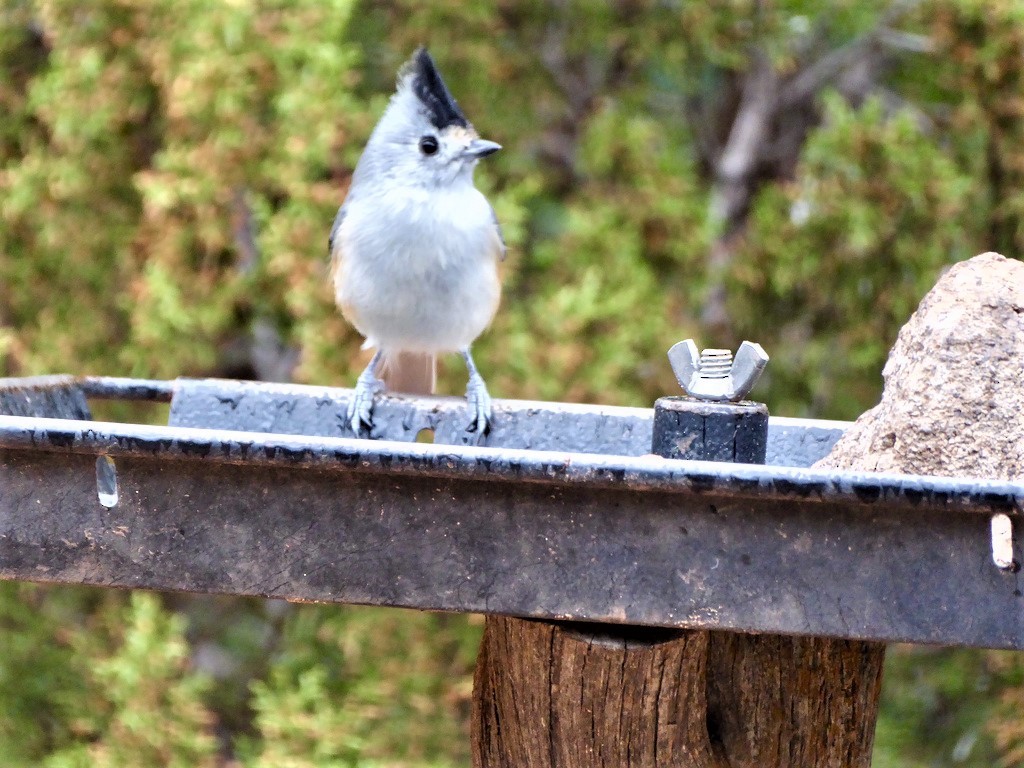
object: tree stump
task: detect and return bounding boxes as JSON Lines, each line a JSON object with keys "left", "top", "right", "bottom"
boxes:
{"left": 471, "top": 252, "right": 1023, "bottom": 766}
{"left": 473, "top": 620, "right": 718, "bottom": 766}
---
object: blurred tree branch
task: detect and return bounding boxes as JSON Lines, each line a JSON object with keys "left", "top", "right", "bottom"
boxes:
{"left": 696, "top": 1, "right": 926, "bottom": 338}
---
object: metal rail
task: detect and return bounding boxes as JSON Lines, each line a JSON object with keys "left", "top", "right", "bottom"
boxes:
{"left": 80, "top": 376, "right": 175, "bottom": 402}
{"left": 0, "top": 377, "right": 1022, "bottom": 649}
{"left": 165, "top": 378, "right": 846, "bottom": 467}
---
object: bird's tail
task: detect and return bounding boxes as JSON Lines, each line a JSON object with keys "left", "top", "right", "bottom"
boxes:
{"left": 380, "top": 351, "right": 436, "bottom": 395}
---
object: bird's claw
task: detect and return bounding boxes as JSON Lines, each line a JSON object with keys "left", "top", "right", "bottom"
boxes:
{"left": 347, "top": 369, "right": 384, "bottom": 434}
{"left": 465, "top": 373, "right": 492, "bottom": 434}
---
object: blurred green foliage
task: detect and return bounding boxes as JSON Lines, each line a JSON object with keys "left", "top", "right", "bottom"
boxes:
{"left": 733, "top": 93, "right": 980, "bottom": 415}
{"left": 1, "top": 1, "right": 1022, "bottom": 765}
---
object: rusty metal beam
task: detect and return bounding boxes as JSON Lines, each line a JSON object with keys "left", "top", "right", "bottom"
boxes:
{"left": 1, "top": 410, "right": 1022, "bottom": 649}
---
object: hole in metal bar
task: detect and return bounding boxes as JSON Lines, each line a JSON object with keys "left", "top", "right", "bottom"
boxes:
{"left": 416, "top": 428, "right": 435, "bottom": 444}
{"left": 96, "top": 455, "right": 118, "bottom": 508}
{"left": 991, "top": 513, "right": 1018, "bottom": 572}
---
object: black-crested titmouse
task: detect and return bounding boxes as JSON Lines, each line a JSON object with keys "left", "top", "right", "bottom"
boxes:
{"left": 330, "top": 48, "right": 504, "bottom": 435}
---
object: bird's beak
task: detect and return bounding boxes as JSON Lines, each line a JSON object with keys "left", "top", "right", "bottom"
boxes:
{"left": 465, "top": 139, "right": 502, "bottom": 159}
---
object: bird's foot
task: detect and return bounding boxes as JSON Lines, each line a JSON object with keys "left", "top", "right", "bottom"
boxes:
{"left": 347, "top": 366, "right": 385, "bottom": 434}
{"left": 465, "top": 372, "right": 492, "bottom": 434}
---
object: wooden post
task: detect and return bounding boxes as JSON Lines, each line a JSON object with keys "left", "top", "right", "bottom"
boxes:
{"left": 471, "top": 396, "right": 884, "bottom": 767}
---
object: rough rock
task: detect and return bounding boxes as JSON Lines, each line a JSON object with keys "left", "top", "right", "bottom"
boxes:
{"left": 816, "top": 252, "right": 1024, "bottom": 480}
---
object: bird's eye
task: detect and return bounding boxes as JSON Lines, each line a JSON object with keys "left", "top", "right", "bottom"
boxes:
{"left": 419, "top": 135, "right": 439, "bottom": 155}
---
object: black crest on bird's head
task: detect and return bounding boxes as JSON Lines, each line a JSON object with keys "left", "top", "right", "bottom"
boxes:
{"left": 403, "top": 47, "right": 469, "bottom": 130}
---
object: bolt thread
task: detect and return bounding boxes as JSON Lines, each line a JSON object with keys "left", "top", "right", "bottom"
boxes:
{"left": 698, "top": 349, "right": 732, "bottom": 379}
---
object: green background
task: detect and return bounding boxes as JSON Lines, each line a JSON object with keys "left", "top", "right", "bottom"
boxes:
{"left": 1, "top": 1, "right": 1023, "bottom": 765}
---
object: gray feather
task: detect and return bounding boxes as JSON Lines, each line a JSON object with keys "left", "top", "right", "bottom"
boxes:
{"left": 490, "top": 204, "right": 506, "bottom": 261}
{"left": 328, "top": 203, "right": 346, "bottom": 257}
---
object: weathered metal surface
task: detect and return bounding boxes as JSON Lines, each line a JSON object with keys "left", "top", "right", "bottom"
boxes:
{"left": 0, "top": 375, "right": 90, "bottom": 419}
{"left": 168, "top": 377, "right": 656, "bottom": 454}
{"left": 652, "top": 397, "right": 769, "bottom": 463}
{"left": 167, "top": 378, "right": 844, "bottom": 467}
{"left": 80, "top": 376, "right": 174, "bottom": 402}
{"left": 1, "top": 414, "right": 1022, "bottom": 649}
{"left": 763, "top": 416, "right": 847, "bottom": 469}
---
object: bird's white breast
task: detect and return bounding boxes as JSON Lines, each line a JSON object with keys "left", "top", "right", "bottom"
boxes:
{"left": 334, "top": 183, "right": 501, "bottom": 354}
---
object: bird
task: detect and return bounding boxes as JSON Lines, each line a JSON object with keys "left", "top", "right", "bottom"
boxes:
{"left": 329, "top": 47, "right": 504, "bottom": 437}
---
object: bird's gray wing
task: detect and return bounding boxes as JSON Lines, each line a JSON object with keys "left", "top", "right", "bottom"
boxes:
{"left": 490, "top": 203, "right": 506, "bottom": 261}
{"left": 328, "top": 202, "right": 346, "bottom": 258}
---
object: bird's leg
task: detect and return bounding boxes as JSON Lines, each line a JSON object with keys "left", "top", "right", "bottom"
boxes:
{"left": 461, "top": 347, "right": 492, "bottom": 434}
{"left": 347, "top": 348, "right": 385, "bottom": 434}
